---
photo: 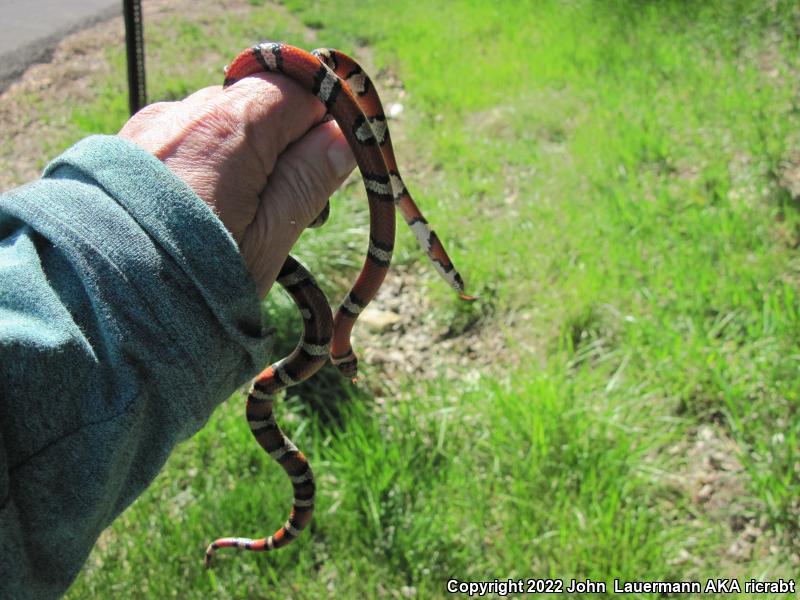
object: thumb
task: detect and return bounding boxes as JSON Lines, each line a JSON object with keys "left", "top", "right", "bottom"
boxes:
{"left": 240, "top": 119, "right": 357, "bottom": 297}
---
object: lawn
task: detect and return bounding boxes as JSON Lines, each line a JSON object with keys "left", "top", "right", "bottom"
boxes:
{"left": 2, "top": 0, "right": 798, "bottom": 598}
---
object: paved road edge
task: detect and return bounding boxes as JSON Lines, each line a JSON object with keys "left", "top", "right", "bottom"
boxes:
{"left": 0, "top": 5, "right": 120, "bottom": 94}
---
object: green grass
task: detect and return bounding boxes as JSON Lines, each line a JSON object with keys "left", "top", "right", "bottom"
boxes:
{"left": 39, "top": 0, "right": 800, "bottom": 597}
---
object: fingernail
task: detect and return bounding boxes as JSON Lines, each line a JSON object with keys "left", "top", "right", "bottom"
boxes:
{"left": 327, "top": 134, "right": 356, "bottom": 179}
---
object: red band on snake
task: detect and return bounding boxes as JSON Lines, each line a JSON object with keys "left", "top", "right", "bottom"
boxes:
{"left": 204, "top": 42, "right": 471, "bottom": 568}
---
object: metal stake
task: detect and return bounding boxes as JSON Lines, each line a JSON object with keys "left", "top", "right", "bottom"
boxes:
{"left": 123, "top": 0, "right": 146, "bottom": 115}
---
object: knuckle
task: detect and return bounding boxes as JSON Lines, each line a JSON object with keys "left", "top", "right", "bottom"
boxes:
{"left": 133, "top": 101, "right": 172, "bottom": 120}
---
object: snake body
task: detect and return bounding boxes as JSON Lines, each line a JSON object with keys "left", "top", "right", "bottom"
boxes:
{"left": 204, "top": 42, "right": 470, "bottom": 567}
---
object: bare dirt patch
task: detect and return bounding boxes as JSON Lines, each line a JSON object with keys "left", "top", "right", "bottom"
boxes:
{"left": 778, "top": 152, "right": 800, "bottom": 203}
{"left": 356, "top": 265, "right": 494, "bottom": 384}
{"left": 664, "top": 424, "right": 797, "bottom": 574}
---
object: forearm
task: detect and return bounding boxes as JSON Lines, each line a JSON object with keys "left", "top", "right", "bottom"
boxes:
{"left": 0, "top": 135, "right": 273, "bottom": 599}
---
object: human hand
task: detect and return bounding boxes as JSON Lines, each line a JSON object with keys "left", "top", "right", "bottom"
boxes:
{"left": 118, "top": 73, "right": 356, "bottom": 298}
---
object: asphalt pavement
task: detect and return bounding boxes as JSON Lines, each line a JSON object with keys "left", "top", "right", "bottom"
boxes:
{"left": 0, "top": 0, "right": 121, "bottom": 92}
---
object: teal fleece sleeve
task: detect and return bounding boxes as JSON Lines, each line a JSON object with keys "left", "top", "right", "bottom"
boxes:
{"left": 0, "top": 135, "right": 274, "bottom": 599}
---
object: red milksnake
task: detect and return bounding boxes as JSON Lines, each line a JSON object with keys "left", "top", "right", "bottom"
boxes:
{"left": 204, "top": 42, "right": 472, "bottom": 567}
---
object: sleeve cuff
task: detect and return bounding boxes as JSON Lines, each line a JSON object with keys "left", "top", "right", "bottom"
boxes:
{"left": 43, "top": 134, "right": 267, "bottom": 352}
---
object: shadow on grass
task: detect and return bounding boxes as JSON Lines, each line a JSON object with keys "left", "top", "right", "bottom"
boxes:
{"left": 262, "top": 293, "right": 374, "bottom": 431}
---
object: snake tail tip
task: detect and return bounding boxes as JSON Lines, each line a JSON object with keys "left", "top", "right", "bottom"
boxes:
{"left": 459, "top": 293, "right": 477, "bottom": 302}
{"left": 204, "top": 546, "right": 216, "bottom": 569}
